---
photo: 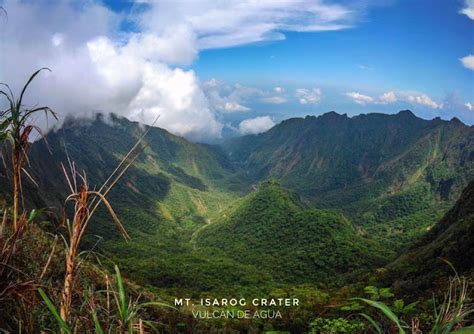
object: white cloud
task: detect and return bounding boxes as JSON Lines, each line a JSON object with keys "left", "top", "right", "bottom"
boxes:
{"left": 0, "top": 0, "right": 373, "bottom": 141}
{"left": 223, "top": 101, "right": 250, "bottom": 112}
{"left": 295, "top": 88, "right": 322, "bottom": 104}
{"left": 460, "top": 0, "right": 474, "bottom": 19}
{"left": 261, "top": 96, "right": 287, "bottom": 104}
{"left": 0, "top": 1, "right": 223, "bottom": 141}
{"left": 345, "top": 92, "right": 375, "bottom": 105}
{"left": 405, "top": 93, "right": 441, "bottom": 109}
{"left": 465, "top": 102, "right": 473, "bottom": 111}
{"left": 138, "top": 0, "right": 356, "bottom": 51}
{"left": 0, "top": 0, "right": 363, "bottom": 141}
{"left": 203, "top": 80, "right": 262, "bottom": 112}
{"left": 344, "top": 90, "right": 440, "bottom": 109}
{"left": 87, "top": 37, "right": 223, "bottom": 141}
{"left": 379, "top": 91, "right": 397, "bottom": 104}
{"left": 460, "top": 55, "right": 474, "bottom": 70}
{"left": 274, "top": 86, "right": 285, "bottom": 94}
{"left": 204, "top": 80, "right": 289, "bottom": 106}
{"left": 345, "top": 91, "right": 397, "bottom": 105}
{"left": 239, "top": 116, "right": 275, "bottom": 135}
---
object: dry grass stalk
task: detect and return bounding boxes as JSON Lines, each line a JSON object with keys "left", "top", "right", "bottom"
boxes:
{"left": 58, "top": 120, "right": 154, "bottom": 326}
{"left": 39, "top": 235, "right": 58, "bottom": 281}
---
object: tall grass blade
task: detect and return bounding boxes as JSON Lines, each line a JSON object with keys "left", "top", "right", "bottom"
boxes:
{"left": 17, "top": 68, "right": 51, "bottom": 112}
{"left": 38, "top": 288, "right": 72, "bottom": 334}
{"left": 354, "top": 298, "right": 406, "bottom": 334}
{"left": 115, "top": 265, "right": 128, "bottom": 323}
{"left": 91, "top": 310, "right": 104, "bottom": 334}
{"left": 358, "top": 312, "right": 382, "bottom": 334}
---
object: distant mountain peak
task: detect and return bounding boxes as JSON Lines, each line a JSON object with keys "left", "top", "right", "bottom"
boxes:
{"left": 396, "top": 109, "right": 416, "bottom": 117}
{"left": 318, "top": 111, "right": 348, "bottom": 120}
{"left": 450, "top": 117, "right": 463, "bottom": 125}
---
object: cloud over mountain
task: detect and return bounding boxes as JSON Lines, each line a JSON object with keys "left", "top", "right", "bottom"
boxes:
{"left": 0, "top": 0, "right": 361, "bottom": 141}
{"left": 239, "top": 116, "right": 275, "bottom": 135}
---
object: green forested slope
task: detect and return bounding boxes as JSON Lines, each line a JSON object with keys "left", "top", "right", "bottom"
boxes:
{"left": 197, "top": 180, "right": 391, "bottom": 285}
{"left": 6, "top": 114, "right": 266, "bottom": 292}
{"left": 223, "top": 111, "right": 474, "bottom": 246}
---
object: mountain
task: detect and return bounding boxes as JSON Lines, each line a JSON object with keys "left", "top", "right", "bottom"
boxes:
{"left": 223, "top": 111, "right": 474, "bottom": 247}
{"left": 2, "top": 110, "right": 473, "bottom": 292}
{"left": 383, "top": 180, "right": 474, "bottom": 296}
{"left": 2, "top": 114, "right": 271, "bottom": 292}
{"left": 22, "top": 113, "right": 242, "bottom": 230}
{"left": 196, "top": 180, "right": 391, "bottom": 285}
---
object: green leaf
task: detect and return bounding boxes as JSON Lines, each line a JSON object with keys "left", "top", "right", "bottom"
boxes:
{"left": 115, "top": 265, "right": 128, "bottom": 322}
{"left": 17, "top": 68, "right": 51, "bottom": 112}
{"left": 92, "top": 310, "right": 104, "bottom": 334}
{"left": 379, "top": 288, "right": 394, "bottom": 299}
{"left": 27, "top": 208, "right": 44, "bottom": 222}
{"left": 404, "top": 301, "right": 419, "bottom": 313}
{"left": 393, "top": 299, "right": 404, "bottom": 310}
{"left": 354, "top": 298, "right": 406, "bottom": 334}
{"left": 358, "top": 313, "right": 382, "bottom": 334}
{"left": 38, "top": 288, "right": 72, "bottom": 334}
{"left": 364, "top": 286, "right": 379, "bottom": 296}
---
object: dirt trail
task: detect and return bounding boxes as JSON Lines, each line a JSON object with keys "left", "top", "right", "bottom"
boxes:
{"left": 190, "top": 218, "right": 212, "bottom": 251}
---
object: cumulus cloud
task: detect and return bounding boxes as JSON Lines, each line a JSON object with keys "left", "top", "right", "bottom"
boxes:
{"left": 0, "top": 0, "right": 363, "bottom": 141}
{"left": 344, "top": 92, "right": 375, "bottom": 105}
{"left": 0, "top": 1, "right": 221, "bottom": 141}
{"left": 239, "top": 116, "right": 275, "bottom": 135}
{"left": 379, "top": 91, "right": 397, "bottom": 104}
{"left": 466, "top": 102, "right": 473, "bottom": 111}
{"left": 405, "top": 93, "right": 441, "bottom": 109}
{"left": 344, "top": 90, "right": 441, "bottom": 109}
{"left": 460, "top": 0, "right": 474, "bottom": 19}
{"left": 295, "top": 88, "right": 322, "bottom": 104}
{"left": 460, "top": 55, "right": 474, "bottom": 70}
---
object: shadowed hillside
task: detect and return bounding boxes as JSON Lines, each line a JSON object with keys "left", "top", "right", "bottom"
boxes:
{"left": 384, "top": 180, "right": 474, "bottom": 297}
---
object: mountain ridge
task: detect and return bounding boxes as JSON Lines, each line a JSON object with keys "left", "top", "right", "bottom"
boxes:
{"left": 222, "top": 109, "right": 474, "bottom": 247}
{"left": 1, "top": 109, "right": 472, "bottom": 291}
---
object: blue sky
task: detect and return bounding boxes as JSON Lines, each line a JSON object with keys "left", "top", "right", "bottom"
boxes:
{"left": 196, "top": 2, "right": 473, "bottom": 93}
{"left": 1, "top": 0, "right": 473, "bottom": 141}
{"left": 192, "top": 0, "right": 474, "bottom": 128}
